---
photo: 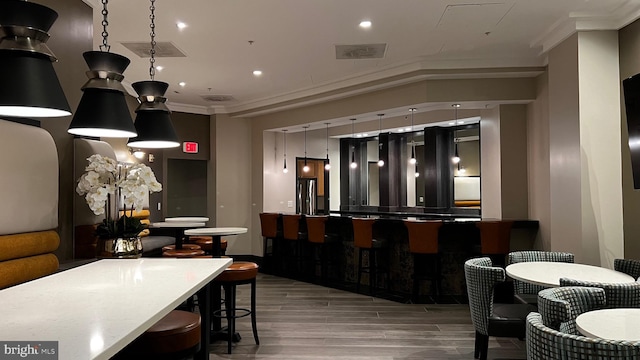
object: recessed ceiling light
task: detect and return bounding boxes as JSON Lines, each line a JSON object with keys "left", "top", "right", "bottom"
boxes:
{"left": 452, "top": 103, "right": 461, "bottom": 108}
{"left": 155, "top": 66, "right": 164, "bottom": 71}
{"left": 179, "top": 82, "right": 186, "bottom": 87}
{"left": 359, "top": 20, "right": 372, "bottom": 28}
{"left": 176, "top": 21, "right": 187, "bottom": 30}
{"left": 253, "top": 70, "right": 262, "bottom": 76}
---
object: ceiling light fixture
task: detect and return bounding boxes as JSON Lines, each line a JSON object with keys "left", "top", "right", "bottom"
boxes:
{"left": 253, "top": 70, "right": 262, "bottom": 76}
{"left": 415, "top": 164, "right": 420, "bottom": 178}
{"left": 377, "top": 113, "right": 384, "bottom": 167}
{"left": 409, "top": 108, "right": 417, "bottom": 165}
{"left": 176, "top": 21, "right": 187, "bottom": 30}
{"left": 67, "top": 0, "right": 136, "bottom": 138}
{"left": 324, "top": 123, "right": 331, "bottom": 171}
{"left": 155, "top": 65, "right": 163, "bottom": 71}
{"left": 350, "top": 118, "right": 357, "bottom": 169}
{"left": 282, "top": 130, "right": 288, "bottom": 173}
{"left": 0, "top": 0, "right": 71, "bottom": 117}
{"left": 127, "top": 0, "right": 180, "bottom": 149}
{"left": 359, "top": 20, "right": 372, "bottom": 28}
{"left": 303, "top": 125, "right": 310, "bottom": 173}
{"left": 179, "top": 82, "right": 186, "bottom": 87}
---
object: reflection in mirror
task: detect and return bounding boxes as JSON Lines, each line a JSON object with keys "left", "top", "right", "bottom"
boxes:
{"left": 368, "top": 162, "right": 379, "bottom": 206}
{"left": 406, "top": 132, "right": 424, "bottom": 207}
{"left": 453, "top": 127, "right": 480, "bottom": 208}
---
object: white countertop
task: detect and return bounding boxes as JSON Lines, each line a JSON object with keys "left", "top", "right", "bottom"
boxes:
{"left": 165, "top": 217, "right": 210, "bottom": 223}
{"left": 0, "top": 258, "right": 232, "bottom": 359}
{"left": 185, "top": 227, "right": 248, "bottom": 236}
{"left": 577, "top": 308, "right": 640, "bottom": 341}
{"left": 505, "top": 262, "right": 635, "bottom": 287}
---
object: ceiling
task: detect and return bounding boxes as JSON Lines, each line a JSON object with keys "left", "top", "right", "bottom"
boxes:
{"left": 81, "top": 0, "right": 640, "bottom": 119}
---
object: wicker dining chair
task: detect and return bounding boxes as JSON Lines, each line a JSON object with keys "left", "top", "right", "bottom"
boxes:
{"left": 507, "top": 250, "right": 575, "bottom": 305}
{"left": 526, "top": 312, "right": 640, "bottom": 360}
{"left": 559, "top": 277, "right": 640, "bottom": 309}
{"left": 536, "top": 286, "right": 605, "bottom": 335}
{"left": 464, "top": 257, "right": 536, "bottom": 360}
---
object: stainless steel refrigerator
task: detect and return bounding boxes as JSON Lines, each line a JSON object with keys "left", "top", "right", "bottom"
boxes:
{"left": 297, "top": 178, "right": 317, "bottom": 215}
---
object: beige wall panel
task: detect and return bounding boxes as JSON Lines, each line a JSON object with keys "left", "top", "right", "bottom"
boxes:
{"left": 527, "top": 73, "right": 551, "bottom": 250}
{"left": 577, "top": 31, "right": 623, "bottom": 268}
{"left": 480, "top": 107, "right": 502, "bottom": 219}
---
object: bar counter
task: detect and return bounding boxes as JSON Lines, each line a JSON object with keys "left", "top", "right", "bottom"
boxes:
{"left": 268, "top": 214, "right": 539, "bottom": 300}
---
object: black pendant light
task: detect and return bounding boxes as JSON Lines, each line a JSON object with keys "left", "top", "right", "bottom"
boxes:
{"left": 409, "top": 108, "right": 417, "bottom": 165}
{"left": 282, "top": 130, "right": 289, "bottom": 173}
{"left": 302, "top": 126, "right": 310, "bottom": 173}
{"left": 68, "top": 0, "right": 135, "bottom": 138}
{"left": 350, "top": 118, "right": 357, "bottom": 169}
{"left": 0, "top": 0, "right": 71, "bottom": 117}
{"left": 324, "top": 123, "right": 331, "bottom": 171}
{"left": 452, "top": 104, "right": 461, "bottom": 164}
{"left": 377, "top": 114, "right": 384, "bottom": 167}
{"left": 127, "top": 0, "right": 179, "bottom": 149}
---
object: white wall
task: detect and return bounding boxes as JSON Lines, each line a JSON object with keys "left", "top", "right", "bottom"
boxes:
{"left": 577, "top": 31, "right": 623, "bottom": 267}
{"left": 480, "top": 106, "right": 502, "bottom": 219}
{"left": 215, "top": 114, "right": 252, "bottom": 255}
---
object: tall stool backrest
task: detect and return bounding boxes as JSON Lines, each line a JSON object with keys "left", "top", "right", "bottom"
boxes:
{"left": 476, "top": 220, "right": 513, "bottom": 254}
{"left": 306, "top": 216, "right": 328, "bottom": 244}
{"left": 352, "top": 218, "right": 375, "bottom": 249}
{"left": 259, "top": 212, "right": 279, "bottom": 238}
{"left": 404, "top": 220, "right": 442, "bottom": 254}
{"left": 282, "top": 214, "right": 302, "bottom": 241}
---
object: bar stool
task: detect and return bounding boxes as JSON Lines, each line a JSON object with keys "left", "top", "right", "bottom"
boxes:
{"left": 281, "top": 214, "right": 306, "bottom": 276}
{"left": 114, "top": 310, "right": 201, "bottom": 360}
{"left": 162, "top": 248, "right": 205, "bottom": 258}
{"left": 213, "top": 261, "right": 260, "bottom": 354}
{"left": 476, "top": 220, "right": 514, "bottom": 267}
{"left": 259, "top": 212, "right": 282, "bottom": 274}
{"left": 162, "top": 243, "right": 202, "bottom": 251}
{"left": 352, "top": 218, "right": 388, "bottom": 295}
{"left": 305, "top": 215, "right": 339, "bottom": 284}
{"left": 404, "top": 220, "right": 443, "bottom": 303}
{"left": 190, "top": 236, "right": 228, "bottom": 256}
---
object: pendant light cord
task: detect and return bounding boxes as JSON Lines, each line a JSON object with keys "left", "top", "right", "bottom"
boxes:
{"left": 283, "top": 130, "right": 287, "bottom": 159}
{"left": 304, "top": 126, "right": 308, "bottom": 159}
{"left": 99, "top": 0, "right": 110, "bottom": 52}
{"left": 325, "top": 123, "right": 329, "bottom": 156}
{"left": 149, "top": 0, "right": 157, "bottom": 80}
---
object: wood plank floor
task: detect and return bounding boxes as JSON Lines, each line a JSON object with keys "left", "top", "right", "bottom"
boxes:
{"left": 208, "top": 274, "right": 526, "bottom": 359}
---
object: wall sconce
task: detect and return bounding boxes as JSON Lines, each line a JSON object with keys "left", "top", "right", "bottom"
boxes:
{"left": 129, "top": 148, "right": 145, "bottom": 160}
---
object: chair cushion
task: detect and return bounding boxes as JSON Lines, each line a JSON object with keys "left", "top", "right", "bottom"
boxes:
{"left": 132, "top": 310, "right": 201, "bottom": 355}
{"left": 488, "top": 303, "right": 536, "bottom": 338}
{"left": 214, "top": 261, "right": 259, "bottom": 282}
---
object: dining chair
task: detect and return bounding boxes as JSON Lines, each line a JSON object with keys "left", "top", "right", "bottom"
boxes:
{"left": 507, "top": 250, "right": 575, "bottom": 305}
{"left": 614, "top": 258, "right": 640, "bottom": 280}
{"left": 464, "top": 257, "right": 536, "bottom": 360}
{"left": 559, "top": 277, "right": 640, "bottom": 308}
{"left": 526, "top": 312, "right": 640, "bottom": 360}
{"left": 536, "top": 286, "right": 605, "bottom": 335}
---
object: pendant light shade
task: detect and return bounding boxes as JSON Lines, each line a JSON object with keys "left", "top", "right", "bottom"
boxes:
{"left": 302, "top": 125, "right": 310, "bottom": 173}
{"left": 409, "top": 108, "right": 417, "bottom": 165}
{"left": 0, "top": 0, "right": 71, "bottom": 117}
{"left": 127, "top": 0, "right": 179, "bottom": 149}
{"left": 68, "top": 51, "right": 136, "bottom": 137}
{"left": 377, "top": 114, "right": 384, "bottom": 167}
{"left": 127, "top": 81, "right": 179, "bottom": 148}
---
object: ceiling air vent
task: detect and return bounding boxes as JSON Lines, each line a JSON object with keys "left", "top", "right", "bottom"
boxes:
{"left": 120, "top": 41, "right": 186, "bottom": 57}
{"left": 200, "top": 94, "right": 235, "bottom": 102}
{"left": 335, "top": 44, "right": 386, "bottom": 59}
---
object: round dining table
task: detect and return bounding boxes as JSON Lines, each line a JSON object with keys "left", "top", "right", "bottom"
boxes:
{"left": 165, "top": 217, "right": 210, "bottom": 223}
{"left": 505, "top": 262, "right": 635, "bottom": 287}
{"left": 149, "top": 221, "right": 205, "bottom": 250}
{"left": 184, "top": 227, "right": 248, "bottom": 257}
{"left": 576, "top": 308, "right": 640, "bottom": 341}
